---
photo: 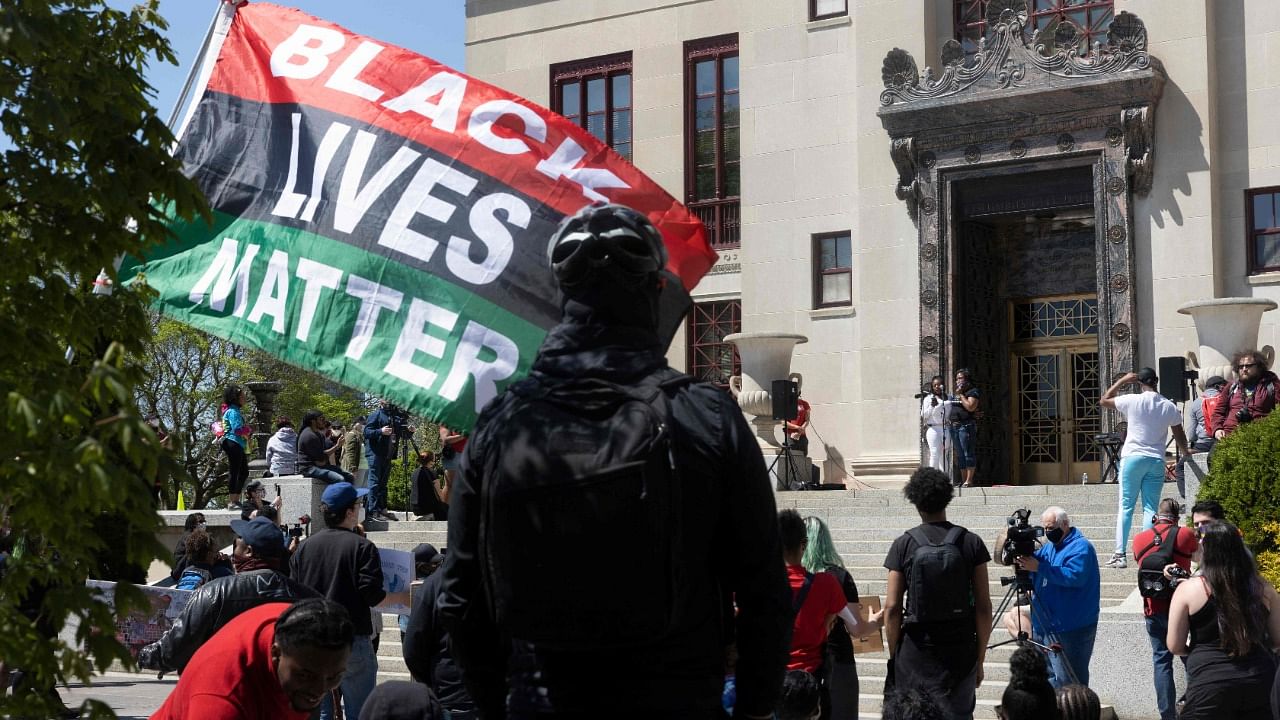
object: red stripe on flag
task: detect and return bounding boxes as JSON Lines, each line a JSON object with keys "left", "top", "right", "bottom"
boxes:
{"left": 207, "top": 3, "right": 717, "bottom": 289}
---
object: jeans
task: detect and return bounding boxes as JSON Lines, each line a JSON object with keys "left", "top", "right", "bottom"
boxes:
{"left": 1036, "top": 623, "right": 1096, "bottom": 689}
{"left": 319, "top": 634, "right": 377, "bottom": 720}
{"left": 952, "top": 423, "right": 977, "bottom": 471}
{"left": 366, "top": 451, "right": 389, "bottom": 515}
{"left": 1174, "top": 438, "right": 1214, "bottom": 497}
{"left": 1116, "top": 455, "right": 1164, "bottom": 555}
{"left": 304, "top": 464, "right": 354, "bottom": 485}
{"left": 1146, "top": 613, "right": 1182, "bottom": 720}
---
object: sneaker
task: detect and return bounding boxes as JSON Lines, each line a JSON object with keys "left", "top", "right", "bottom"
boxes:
{"left": 1104, "top": 552, "right": 1127, "bottom": 569}
{"left": 384, "top": 512, "right": 400, "bottom": 522}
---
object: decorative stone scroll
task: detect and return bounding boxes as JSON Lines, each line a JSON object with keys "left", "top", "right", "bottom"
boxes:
{"left": 890, "top": 136, "right": 920, "bottom": 218}
{"left": 880, "top": 7, "right": 1154, "bottom": 107}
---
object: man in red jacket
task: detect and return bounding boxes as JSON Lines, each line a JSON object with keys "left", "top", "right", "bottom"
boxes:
{"left": 150, "top": 599, "right": 353, "bottom": 720}
{"left": 1212, "top": 350, "right": 1279, "bottom": 438}
{"left": 1132, "top": 498, "right": 1198, "bottom": 720}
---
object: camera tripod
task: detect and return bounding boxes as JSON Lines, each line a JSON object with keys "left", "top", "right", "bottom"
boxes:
{"left": 767, "top": 426, "right": 810, "bottom": 491}
{"left": 989, "top": 567, "right": 1080, "bottom": 685}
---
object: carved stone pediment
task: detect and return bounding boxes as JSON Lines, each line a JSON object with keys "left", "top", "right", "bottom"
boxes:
{"left": 876, "top": 2, "right": 1165, "bottom": 205}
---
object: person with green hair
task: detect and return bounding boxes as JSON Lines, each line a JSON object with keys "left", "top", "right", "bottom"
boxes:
{"left": 802, "top": 515, "right": 864, "bottom": 720}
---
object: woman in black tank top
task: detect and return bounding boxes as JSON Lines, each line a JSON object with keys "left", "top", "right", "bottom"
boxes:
{"left": 1166, "top": 522, "right": 1280, "bottom": 720}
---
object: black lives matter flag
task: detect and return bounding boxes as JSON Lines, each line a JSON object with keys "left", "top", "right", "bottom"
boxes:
{"left": 125, "top": 3, "right": 716, "bottom": 431}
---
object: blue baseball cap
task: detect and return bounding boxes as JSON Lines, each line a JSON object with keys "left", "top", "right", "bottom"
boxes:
{"left": 321, "top": 482, "right": 369, "bottom": 511}
{"left": 229, "top": 517, "right": 285, "bottom": 557}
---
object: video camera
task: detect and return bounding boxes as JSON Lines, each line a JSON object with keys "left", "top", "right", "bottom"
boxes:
{"left": 385, "top": 403, "right": 414, "bottom": 440}
{"left": 999, "top": 508, "right": 1044, "bottom": 566}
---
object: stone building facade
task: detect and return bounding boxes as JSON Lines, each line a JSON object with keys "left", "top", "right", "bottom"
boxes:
{"left": 464, "top": 0, "right": 1280, "bottom": 485}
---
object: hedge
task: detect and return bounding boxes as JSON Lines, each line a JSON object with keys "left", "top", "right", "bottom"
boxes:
{"left": 1199, "top": 409, "right": 1280, "bottom": 588}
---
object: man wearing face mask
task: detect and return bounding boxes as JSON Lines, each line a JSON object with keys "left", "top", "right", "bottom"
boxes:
{"left": 1008, "top": 506, "right": 1100, "bottom": 688}
{"left": 139, "top": 517, "right": 319, "bottom": 674}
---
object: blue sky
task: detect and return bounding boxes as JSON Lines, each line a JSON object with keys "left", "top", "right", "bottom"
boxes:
{"left": 130, "top": 1, "right": 466, "bottom": 126}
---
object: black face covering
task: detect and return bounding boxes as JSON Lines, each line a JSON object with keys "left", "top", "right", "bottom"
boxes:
{"left": 1046, "top": 527, "right": 1065, "bottom": 544}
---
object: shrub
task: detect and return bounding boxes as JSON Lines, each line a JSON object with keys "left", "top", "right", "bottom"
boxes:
{"left": 1199, "top": 409, "right": 1280, "bottom": 588}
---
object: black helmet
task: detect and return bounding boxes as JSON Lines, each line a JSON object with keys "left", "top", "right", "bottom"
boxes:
{"left": 547, "top": 204, "right": 668, "bottom": 289}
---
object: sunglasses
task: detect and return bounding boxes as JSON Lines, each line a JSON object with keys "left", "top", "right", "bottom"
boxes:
{"left": 1238, "top": 362, "right": 1258, "bottom": 369}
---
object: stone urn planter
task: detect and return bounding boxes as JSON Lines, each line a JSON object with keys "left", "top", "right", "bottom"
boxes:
{"left": 725, "top": 332, "right": 808, "bottom": 449}
{"left": 1178, "top": 298, "right": 1277, "bottom": 388}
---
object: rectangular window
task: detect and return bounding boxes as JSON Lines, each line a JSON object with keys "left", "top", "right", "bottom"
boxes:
{"left": 813, "top": 232, "right": 852, "bottom": 308}
{"left": 810, "top": 0, "right": 847, "bottom": 21}
{"left": 687, "top": 299, "right": 741, "bottom": 387}
{"left": 954, "top": 0, "right": 1113, "bottom": 57}
{"left": 1248, "top": 187, "right": 1280, "bottom": 274}
{"left": 685, "top": 34, "right": 740, "bottom": 249}
{"left": 551, "top": 52, "right": 633, "bottom": 160}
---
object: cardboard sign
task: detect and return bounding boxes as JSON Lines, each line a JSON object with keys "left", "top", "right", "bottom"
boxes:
{"left": 851, "top": 595, "right": 884, "bottom": 654}
{"left": 86, "top": 580, "right": 194, "bottom": 659}
{"left": 375, "top": 547, "right": 414, "bottom": 614}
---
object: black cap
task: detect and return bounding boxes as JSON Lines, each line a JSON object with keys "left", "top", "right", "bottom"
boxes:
{"left": 1136, "top": 367, "right": 1159, "bottom": 387}
{"left": 1205, "top": 375, "right": 1227, "bottom": 389}
{"left": 230, "top": 517, "right": 285, "bottom": 557}
{"left": 412, "top": 543, "right": 440, "bottom": 566}
{"left": 357, "top": 680, "right": 442, "bottom": 720}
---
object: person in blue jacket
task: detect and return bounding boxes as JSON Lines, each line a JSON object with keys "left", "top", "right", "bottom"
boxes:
{"left": 1005, "top": 505, "right": 1101, "bottom": 689}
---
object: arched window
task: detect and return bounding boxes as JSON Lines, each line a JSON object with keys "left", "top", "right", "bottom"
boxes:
{"left": 954, "top": 0, "right": 1114, "bottom": 57}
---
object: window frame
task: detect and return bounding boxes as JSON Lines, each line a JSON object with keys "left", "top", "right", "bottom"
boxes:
{"left": 812, "top": 231, "right": 853, "bottom": 309}
{"left": 686, "top": 299, "right": 742, "bottom": 388}
{"left": 1247, "top": 186, "right": 1280, "bottom": 275}
{"left": 953, "top": 0, "right": 1114, "bottom": 56}
{"left": 549, "top": 51, "right": 634, "bottom": 159}
{"left": 684, "top": 33, "right": 740, "bottom": 250}
{"left": 809, "top": 0, "right": 848, "bottom": 22}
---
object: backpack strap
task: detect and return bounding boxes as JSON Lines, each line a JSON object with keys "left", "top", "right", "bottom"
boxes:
{"left": 792, "top": 572, "right": 816, "bottom": 613}
{"left": 942, "top": 526, "right": 966, "bottom": 547}
{"left": 905, "top": 526, "right": 933, "bottom": 548}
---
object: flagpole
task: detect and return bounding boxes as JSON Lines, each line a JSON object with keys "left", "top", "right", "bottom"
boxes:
{"left": 168, "top": 0, "right": 241, "bottom": 141}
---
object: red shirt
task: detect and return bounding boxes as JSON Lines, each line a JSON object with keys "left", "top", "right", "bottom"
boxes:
{"left": 151, "top": 603, "right": 308, "bottom": 720}
{"left": 787, "top": 399, "right": 811, "bottom": 439}
{"left": 1132, "top": 521, "right": 1198, "bottom": 617}
{"left": 786, "top": 564, "right": 847, "bottom": 672}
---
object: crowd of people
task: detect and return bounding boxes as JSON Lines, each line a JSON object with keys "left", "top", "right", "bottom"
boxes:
{"left": 114, "top": 205, "right": 1280, "bottom": 719}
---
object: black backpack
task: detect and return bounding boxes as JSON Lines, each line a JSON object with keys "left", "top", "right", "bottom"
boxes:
{"left": 904, "top": 526, "right": 972, "bottom": 624}
{"left": 1137, "top": 525, "right": 1192, "bottom": 599}
{"left": 478, "top": 370, "right": 690, "bottom": 651}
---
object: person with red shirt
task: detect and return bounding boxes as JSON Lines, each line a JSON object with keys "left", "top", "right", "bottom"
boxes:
{"left": 784, "top": 393, "right": 811, "bottom": 454}
{"left": 150, "top": 599, "right": 353, "bottom": 720}
{"left": 779, "top": 509, "right": 882, "bottom": 717}
{"left": 1132, "top": 498, "right": 1198, "bottom": 720}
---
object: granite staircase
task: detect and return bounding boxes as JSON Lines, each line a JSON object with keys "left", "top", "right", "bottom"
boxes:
{"left": 366, "top": 482, "right": 1167, "bottom": 719}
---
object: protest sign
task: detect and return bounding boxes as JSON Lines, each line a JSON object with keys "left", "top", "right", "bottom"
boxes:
{"left": 123, "top": 3, "right": 715, "bottom": 431}
{"left": 86, "top": 580, "right": 193, "bottom": 659}
{"left": 375, "top": 546, "right": 414, "bottom": 615}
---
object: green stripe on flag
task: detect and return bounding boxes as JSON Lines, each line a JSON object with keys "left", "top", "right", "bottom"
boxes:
{"left": 124, "top": 209, "right": 548, "bottom": 430}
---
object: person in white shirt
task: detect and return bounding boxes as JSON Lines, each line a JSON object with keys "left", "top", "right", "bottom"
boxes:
{"left": 919, "top": 375, "right": 949, "bottom": 471}
{"left": 1099, "top": 367, "right": 1191, "bottom": 569}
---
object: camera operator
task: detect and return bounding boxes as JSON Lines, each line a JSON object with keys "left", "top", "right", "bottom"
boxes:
{"left": 364, "top": 399, "right": 414, "bottom": 523}
{"left": 949, "top": 369, "right": 980, "bottom": 488}
{"left": 919, "top": 375, "right": 948, "bottom": 471}
{"left": 1005, "top": 506, "right": 1100, "bottom": 689}
{"left": 1132, "top": 498, "right": 1198, "bottom": 720}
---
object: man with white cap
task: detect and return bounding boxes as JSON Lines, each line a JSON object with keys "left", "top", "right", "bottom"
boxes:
{"left": 290, "top": 482, "right": 385, "bottom": 720}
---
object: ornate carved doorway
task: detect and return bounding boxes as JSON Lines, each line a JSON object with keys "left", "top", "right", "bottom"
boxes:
{"left": 877, "top": 2, "right": 1163, "bottom": 483}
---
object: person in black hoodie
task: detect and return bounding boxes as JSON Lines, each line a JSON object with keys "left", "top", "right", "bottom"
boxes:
{"left": 290, "top": 482, "right": 385, "bottom": 720}
{"left": 404, "top": 545, "right": 474, "bottom": 718}
{"left": 438, "top": 204, "right": 790, "bottom": 720}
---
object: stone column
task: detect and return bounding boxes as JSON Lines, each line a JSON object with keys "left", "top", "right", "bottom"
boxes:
{"left": 244, "top": 381, "right": 282, "bottom": 473}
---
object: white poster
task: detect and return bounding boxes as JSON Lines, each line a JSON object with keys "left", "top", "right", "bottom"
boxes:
{"left": 86, "top": 580, "right": 193, "bottom": 658}
{"left": 375, "top": 548, "right": 414, "bottom": 615}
